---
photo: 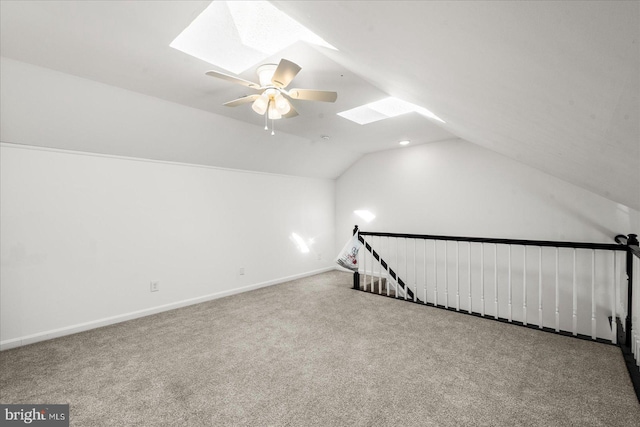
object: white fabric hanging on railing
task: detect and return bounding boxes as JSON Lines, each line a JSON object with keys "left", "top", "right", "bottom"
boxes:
{"left": 336, "top": 232, "right": 362, "bottom": 271}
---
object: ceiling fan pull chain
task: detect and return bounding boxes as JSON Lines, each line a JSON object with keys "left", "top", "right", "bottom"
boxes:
{"left": 271, "top": 119, "right": 275, "bottom": 136}
{"left": 264, "top": 110, "right": 268, "bottom": 131}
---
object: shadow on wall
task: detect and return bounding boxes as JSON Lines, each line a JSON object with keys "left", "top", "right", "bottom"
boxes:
{"left": 535, "top": 189, "right": 637, "bottom": 242}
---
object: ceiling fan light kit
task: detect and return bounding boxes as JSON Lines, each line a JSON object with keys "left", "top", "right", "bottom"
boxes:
{"left": 251, "top": 93, "right": 269, "bottom": 115}
{"left": 206, "top": 58, "right": 338, "bottom": 134}
{"left": 268, "top": 102, "right": 282, "bottom": 120}
{"left": 274, "top": 93, "right": 291, "bottom": 115}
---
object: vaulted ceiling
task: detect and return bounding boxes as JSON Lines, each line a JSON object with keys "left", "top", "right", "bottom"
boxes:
{"left": 1, "top": 1, "right": 638, "bottom": 210}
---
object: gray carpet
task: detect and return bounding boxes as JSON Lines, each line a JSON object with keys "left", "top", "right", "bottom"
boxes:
{"left": 1, "top": 270, "right": 638, "bottom": 426}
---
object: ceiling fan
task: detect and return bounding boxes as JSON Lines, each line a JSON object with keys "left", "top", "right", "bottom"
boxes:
{"left": 205, "top": 59, "right": 338, "bottom": 124}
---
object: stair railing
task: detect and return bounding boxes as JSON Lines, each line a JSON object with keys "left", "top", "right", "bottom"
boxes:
{"left": 351, "top": 226, "right": 639, "bottom": 400}
{"left": 352, "top": 225, "right": 416, "bottom": 301}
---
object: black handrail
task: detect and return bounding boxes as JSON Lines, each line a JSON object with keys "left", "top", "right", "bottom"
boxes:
{"left": 360, "top": 230, "right": 625, "bottom": 251}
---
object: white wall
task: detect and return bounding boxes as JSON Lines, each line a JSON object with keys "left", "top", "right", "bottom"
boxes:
{"left": 0, "top": 57, "right": 337, "bottom": 350}
{"left": 336, "top": 139, "right": 638, "bottom": 244}
{"left": 1, "top": 144, "right": 335, "bottom": 349}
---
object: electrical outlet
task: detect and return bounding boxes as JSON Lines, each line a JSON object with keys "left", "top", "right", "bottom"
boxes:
{"left": 150, "top": 281, "right": 159, "bottom": 292}
{"left": 239, "top": 267, "right": 245, "bottom": 276}
{"left": 317, "top": 253, "right": 322, "bottom": 260}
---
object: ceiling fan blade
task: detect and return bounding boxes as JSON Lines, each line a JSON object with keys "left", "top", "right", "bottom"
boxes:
{"left": 283, "top": 103, "right": 298, "bottom": 118}
{"left": 223, "top": 94, "right": 260, "bottom": 107}
{"left": 271, "top": 59, "right": 301, "bottom": 88}
{"left": 205, "top": 70, "right": 261, "bottom": 89}
{"left": 288, "top": 89, "right": 338, "bottom": 103}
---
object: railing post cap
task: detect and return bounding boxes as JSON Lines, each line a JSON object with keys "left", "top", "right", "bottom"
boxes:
{"left": 615, "top": 234, "right": 628, "bottom": 245}
{"left": 628, "top": 234, "right": 639, "bottom": 245}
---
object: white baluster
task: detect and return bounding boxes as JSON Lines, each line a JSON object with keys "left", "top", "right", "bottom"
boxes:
{"left": 378, "top": 236, "right": 384, "bottom": 295}
{"left": 385, "top": 236, "right": 391, "bottom": 296}
{"left": 444, "top": 241, "right": 449, "bottom": 308}
{"left": 508, "top": 245, "right": 512, "bottom": 322}
{"left": 468, "top": 242, "right": 472, "bottom": 314}
{"left": 433, "top": 240, "right": 438, "bottom": 306}
{"left": 555, "top": 247, "right": 560, "bottom": 332}
{"left": 413, "top": 239, "right": 417, "bottom": 302}
{"left": 591, "top": 249, "right": 596, "bottom": 340}
{"left": 538, "top": 247, "right": 543, "bottom": 329}
{"left": 363, "top": 237, "right": 367, "bottom": 292}
{"left": 480, "top": 243, "right": 485, "bottom": 317}
{"left": 494, "top": 244, "right": 498, "bottom": 319}
{"left": 374, "top": 236, "right": 379, "bottom": 294}
{"left": 404, "top": 238, "right": 408, "bottom": 301}
{"left": 370, "top": 237, "right": 375, "bottom": 293}
{"left": 456, "top": 241, "right": 460, "bottom": 312}
{"left": 572, "top": 249, "right": 577, "bottom": 336}
{"left": 523, "top": 246, "right": 527, "bottom": 326}
{"left": 395, "top": 237, "right": 399, "bottom": 299}
{"left": 423, "top": 240, "right": 427, "bottom": 304}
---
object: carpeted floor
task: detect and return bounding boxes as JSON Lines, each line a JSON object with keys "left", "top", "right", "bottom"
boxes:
{"left": 1, "top": 270, "right": 638, "bottom": 426}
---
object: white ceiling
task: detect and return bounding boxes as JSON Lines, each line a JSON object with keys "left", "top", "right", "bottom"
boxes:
{"left": 1, "top": 1, "right": 638, "bottom": 210}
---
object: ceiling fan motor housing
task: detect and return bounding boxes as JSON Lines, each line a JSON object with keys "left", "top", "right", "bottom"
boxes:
{"left": 256, "top": 64, "right": 278, "bottom": 87}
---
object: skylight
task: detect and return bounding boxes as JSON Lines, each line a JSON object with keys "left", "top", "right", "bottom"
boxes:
{"left": 170, "top": 1, "right": 337, "bottom": 74}
{"left": 337, "top": 97, "right": 445, "bottom": 125}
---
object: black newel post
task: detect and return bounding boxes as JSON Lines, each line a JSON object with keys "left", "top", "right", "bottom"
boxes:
{"left": 353, "top": 225, "right": 360, "bottom": 290}
{"left": 625, "top": 233, "right": 638, "bottom": 346}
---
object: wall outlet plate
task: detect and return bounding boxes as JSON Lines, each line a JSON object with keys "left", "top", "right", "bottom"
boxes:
{"left": 150, "top": 281, "right": 159, "bottom": 292}
{"left": 239, "top": 267, "right": 245, "bottom": 276}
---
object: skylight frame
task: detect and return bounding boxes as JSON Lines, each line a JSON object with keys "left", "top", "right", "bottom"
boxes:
{"left": 337, "top": 97, "right": 445, "bottom": 125}
{"left": 169, "top": 1, "right": 337, "bottom": 75}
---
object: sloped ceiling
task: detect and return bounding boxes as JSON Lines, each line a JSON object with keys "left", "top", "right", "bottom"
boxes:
{"left": 275, "top": 1, "right": 639, "bottom": 210}
{"left": 1, "top": 1, "right": 638, "bottom": 210}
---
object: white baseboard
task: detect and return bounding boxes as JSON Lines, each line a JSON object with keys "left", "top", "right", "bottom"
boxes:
{"left": 0, "top": 267, "right": 335, "bottom": 351}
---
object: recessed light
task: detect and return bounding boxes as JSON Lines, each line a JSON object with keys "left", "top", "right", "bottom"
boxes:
{"left": 399, "top": 140, "right": 410, "bottom": 146}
